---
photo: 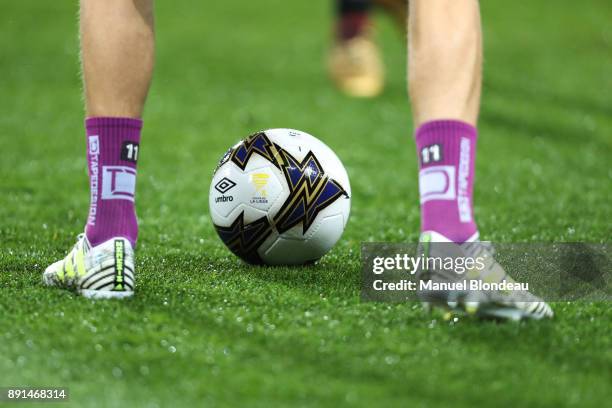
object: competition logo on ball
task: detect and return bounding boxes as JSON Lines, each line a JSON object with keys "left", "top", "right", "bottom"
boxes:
{"left": 209, "top": 130, "right": 351, "bottom": 265}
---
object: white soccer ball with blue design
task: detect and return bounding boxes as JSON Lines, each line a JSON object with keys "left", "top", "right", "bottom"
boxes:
{"left": 209, "top": 129, "right": 351, "bottom": 265}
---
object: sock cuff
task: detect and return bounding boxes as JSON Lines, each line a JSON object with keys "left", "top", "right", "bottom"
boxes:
{"left": 415, "top": 120, "right": 477, "bottom": 141}
{"left": 85, "top": 117, "right": 143, "bottom": 130}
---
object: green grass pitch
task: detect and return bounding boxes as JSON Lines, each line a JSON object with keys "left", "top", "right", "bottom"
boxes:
{"left": 0, "top": 0, "right": 610, "bottom": 406}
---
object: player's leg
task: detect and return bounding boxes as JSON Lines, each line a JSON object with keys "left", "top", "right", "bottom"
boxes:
{"left": 409, "top": 0, "right": 481, "bottom": 243}
{"left": 409, "top": 0, "right": 481, "bottom": 128}
{"left": 408, "top": 0, "right": 552, "bottom": 319}
{"left": 43, "top": 0, "right": 155, "bottom": 298}
{"left": 80, "top": 0, "right": 154, "bottom": 247}
{"left": 328, "top": 0, "right": 384, "bottom": 98}
{"left": 81, "top": 0, "right": 155, "bottom": 118}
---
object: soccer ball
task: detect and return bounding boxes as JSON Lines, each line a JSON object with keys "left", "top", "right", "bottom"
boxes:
{"left": 209, "top": 129, "right": 351, "bottom": 265}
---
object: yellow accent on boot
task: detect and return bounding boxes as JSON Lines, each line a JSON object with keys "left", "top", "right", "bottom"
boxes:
{"left": 56, "top": 262, "right": 65, "bottom": 282}
{"left": 64, "top": 252, "right": 75, "bottom": 279}
{"left": 75, "top": 246, "right": 86, "bottom": 277}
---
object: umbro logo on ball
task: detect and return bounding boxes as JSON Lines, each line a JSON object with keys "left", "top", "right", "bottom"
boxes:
{"left": 214, "top": 177, "right": 237, "bottom": 194}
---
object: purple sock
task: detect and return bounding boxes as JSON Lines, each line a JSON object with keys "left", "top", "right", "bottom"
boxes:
{"left": 85, "top": 117, "right": 142, "bottom": 248}
{"left": 415, "top": 120, "right": 478, "bottom": 243}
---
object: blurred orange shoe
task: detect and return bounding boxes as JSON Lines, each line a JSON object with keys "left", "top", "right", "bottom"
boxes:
{"left": 328, "top": 35, "right": 384, "bottom": 98}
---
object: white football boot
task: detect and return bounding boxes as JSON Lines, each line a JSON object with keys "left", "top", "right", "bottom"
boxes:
{"left": 43, "top": 234, "right": 135, "bottom": 299}
{"left": 417, "top": 231, "right": 553, "bottom": 321}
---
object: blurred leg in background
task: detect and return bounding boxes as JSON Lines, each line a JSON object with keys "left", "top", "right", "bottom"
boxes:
{"left": 409, "top": 0, "right": 482, "bottom": 243}
{"left": 43, "top": 0, "right": 155, "bottom": 298}
{"left": 328, "top": 0, "right": 384, "bottom": 98}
